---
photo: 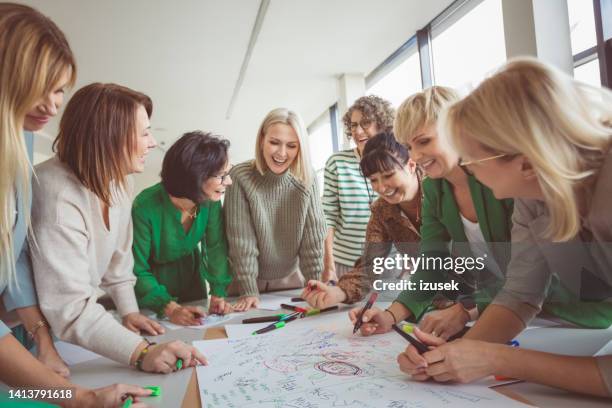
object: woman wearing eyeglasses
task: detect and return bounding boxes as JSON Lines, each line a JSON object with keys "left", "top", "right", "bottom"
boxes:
{"left": 398, "top": 58, "right": 612, "bottom": 398}
{"left": 132, "top": 131, "right": 233, "bottom": 326}
{"left": 322, "top": 96, "right": 395, "bottom": 282}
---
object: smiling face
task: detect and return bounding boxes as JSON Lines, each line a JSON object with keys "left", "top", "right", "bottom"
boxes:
{"left": 128, "top": 105, "right": 157, "bottom": 174}
{"left": 402, "top": 122, "right": 459, "bottom": 179}
{"left": 459, "top": 136, "right": 543, "bottom": 200}
{"left": 262, "top": 123, "right": 299, "bottom": 174}
{"left": 24, "top": 69, "right": 71, "bottom": 131}
{"left": 350, "top": 109, "right": 379, "bottom": 153}
{"left": 369, "top": 160, "right": 419, "bottom": 205}
{"left": 202, "top": 161, "right": 233, "bottom": 201}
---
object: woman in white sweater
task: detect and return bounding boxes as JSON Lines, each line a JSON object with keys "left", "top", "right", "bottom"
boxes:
{"left": 31, "top": 82, "right": 206, "bottom": 373}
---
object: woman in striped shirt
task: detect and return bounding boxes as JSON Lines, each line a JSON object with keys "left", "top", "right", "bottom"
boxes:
{"left": 322, "top": 96, "right": 395, "bottom": 281}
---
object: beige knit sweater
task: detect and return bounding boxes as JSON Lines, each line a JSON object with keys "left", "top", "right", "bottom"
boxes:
{"left": 224, "top": 161, "right": 326, "bottom": 296}
{"left": 30, "top": 157, "right": 143, "bottom": 365}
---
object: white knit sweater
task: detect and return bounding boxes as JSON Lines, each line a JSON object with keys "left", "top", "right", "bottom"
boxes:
{"left": 30, "top": 156, "right": 142, "bottom": 365}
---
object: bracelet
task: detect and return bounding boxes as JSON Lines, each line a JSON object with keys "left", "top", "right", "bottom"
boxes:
{"left": 27, "top": 319, "right": 49, "bottom": 340}
{"left": 135, "top": 339, "right": 157, "bottom": 371}
{"left": 385, "top": 309, "right": 398, "bottom": 324}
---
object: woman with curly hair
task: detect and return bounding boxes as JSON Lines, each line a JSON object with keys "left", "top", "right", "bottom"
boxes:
{"left": 321, "top": 95, "right": 395, "bottom": 282}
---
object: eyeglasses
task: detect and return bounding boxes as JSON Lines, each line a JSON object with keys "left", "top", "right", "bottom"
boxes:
{"left": 349, "top": 119, "right": 374, "bottom": 132}
{"left": 211, "top": 166, "right": 233, "bottom": 184}
{"left": 458, "top": 154, "right": 507, "bottom": 175}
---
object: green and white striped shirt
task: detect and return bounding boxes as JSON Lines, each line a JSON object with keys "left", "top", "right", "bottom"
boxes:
{"left": 323, "top": 149, "right": 375, "bottom": 267}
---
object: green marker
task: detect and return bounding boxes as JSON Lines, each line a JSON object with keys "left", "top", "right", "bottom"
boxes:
{"left": 252, "top": 321, "right": 285, "bottom": 335}
{"left": 402, "top": 323, "right": 414, "bottom": 334}
{"left": 145, "top": 386, "right": 161, "bottom": 396}
{"left": 176, "top": 358, "right": 183, "bottom": 370}
{"left": 122, "top": 396, "right": 133, "bottom": 408}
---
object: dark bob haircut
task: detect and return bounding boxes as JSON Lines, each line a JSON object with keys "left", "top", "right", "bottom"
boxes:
{"left": 360, "top": 132, "right": 410, "bottom": 178}
{"left": 161, "top": 131, "right": 230, "bottom": 203}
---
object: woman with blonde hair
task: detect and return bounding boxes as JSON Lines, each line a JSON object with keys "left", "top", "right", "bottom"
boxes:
{"left": 31, "top": 83, "right": 207, "bottom": 378}
{"left": 399, "top": 57, "right": 612, "bottom": 397}
{"left": 225, "top": 108, "right": 326, "bottom": 311}
{"left": 0, "top": 3, "right": 154, "bottom": 407}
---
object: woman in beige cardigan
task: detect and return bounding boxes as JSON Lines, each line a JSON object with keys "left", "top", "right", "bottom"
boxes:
{"left": 398, "top": 57, "right": 612, "bottom": 398}
{"left": 31, "top": 83, "right": 207, "bottom": 375}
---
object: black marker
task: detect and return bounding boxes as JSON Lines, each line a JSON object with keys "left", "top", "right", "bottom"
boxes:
{"left": 392, "top": 324, "right": 429, "bottom": 354}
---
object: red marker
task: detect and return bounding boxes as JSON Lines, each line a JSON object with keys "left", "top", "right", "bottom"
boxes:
{"left": 280, "top": 304, "right": 307, "bottom": 313}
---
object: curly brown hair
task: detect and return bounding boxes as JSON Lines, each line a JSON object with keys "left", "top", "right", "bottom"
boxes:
{"left": 342, "top": 95, "right": 395, "bottom": 140}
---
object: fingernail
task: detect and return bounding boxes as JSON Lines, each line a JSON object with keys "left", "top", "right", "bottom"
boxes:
{"left": 362, "top": 316, "right": 369, "bottom": 322}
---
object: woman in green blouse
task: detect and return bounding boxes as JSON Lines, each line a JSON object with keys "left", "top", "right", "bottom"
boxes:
{"left": 132, "top": 131, "right": 233, "bottom": 326}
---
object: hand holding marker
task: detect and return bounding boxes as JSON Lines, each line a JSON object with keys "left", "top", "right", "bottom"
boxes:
{"left": 353, "top": 292, "right": 378, "bottom": 334}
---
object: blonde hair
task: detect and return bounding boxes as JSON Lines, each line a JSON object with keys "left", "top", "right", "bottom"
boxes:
{"left": 254, "top": 108, "right": 313, "bottom": 187}
{"left": 441, "top": 57, "right": 612, "bottom": 241}
{"left": 394, "top": 86, "right": 459, "bottom": 145}
{"left": 0, "top": 3, "right": 76, "bottom": 287}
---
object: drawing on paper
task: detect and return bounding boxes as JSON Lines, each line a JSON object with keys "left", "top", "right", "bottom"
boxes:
{"left": 195, "top": 314, "right": 528, "bottom": 408}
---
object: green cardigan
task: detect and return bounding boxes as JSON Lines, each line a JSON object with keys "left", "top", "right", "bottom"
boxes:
{"left": 132, "top": 183, "right": 232, "bottom": 315}
{"left": 396, "top": 175, "right": 512, "bottom": 319}
{"left": 396, "top": 175, "right": 612, "bottom": 328}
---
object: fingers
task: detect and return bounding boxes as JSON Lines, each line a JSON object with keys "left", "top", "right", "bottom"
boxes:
{"left": 191, "top": 347, "right": 208, "bottom": 366}
{"left": 397, "top": 351, "right": 430, "bottom": 381}
{"left": 185, "top": 306, "right": 207, "bottom": 318}
{"left": 404, "top": 344, "right": 428, "bottom": 368}
{"left": 360, "top": 308, "right": 380, "bottom": 324}
{"left": 418, "top": 315, "right": 435, "bottom": 334}
{"left": 141, "top": 318, "right": 163, "bottom": 335}
{"left": 423, "top": 347, "right": 445, "bottom": 365}
{"left": 359, "top": 323, "right": 379, "bottom": 336}
{"left": 124, "top": 321, "right": 139, "bottom": 333}
{"left": 413, "top": 327, "right": 446, "bottom": 347}
{"left": 117, "top": 384, "right": 153, "bottom": 398}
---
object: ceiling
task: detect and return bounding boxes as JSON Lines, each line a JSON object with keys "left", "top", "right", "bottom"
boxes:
{"left": 24, "top": 0, "right": 454, "bottom": 191}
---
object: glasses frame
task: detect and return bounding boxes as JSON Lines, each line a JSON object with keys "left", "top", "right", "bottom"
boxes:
{"left": 211, "top": 165, "right": 233, "bottom": 184}
{"left": 349, "top": 118, "right": 374, "bottom": 133}
{"left": 459, "top": 153, "right": 507, "bottom": 167}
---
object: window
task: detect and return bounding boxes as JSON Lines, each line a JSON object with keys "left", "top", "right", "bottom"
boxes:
{"left": 574, "top": 57, "right": 601, "bottom": 87}
{"left": 567, "top": 0, "right": 597, "bottom": 55}
{"left": 308, "top": 119, "right": 334, "bottom": 191}
{"left": 366, "top": 50, "right": 422, "bottom": 109}
{"left": 567, "top": 0, "right": 601, "bottom": 86}
{"left": 431, "top": 0, "right": 506, "bottom": 93}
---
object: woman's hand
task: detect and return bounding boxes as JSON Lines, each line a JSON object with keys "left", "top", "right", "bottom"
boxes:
{"left": 233, "top": 296, "right": 259, "bottom": 312}
{"left": 88, "top": 383, "right": 152, "bottom": 408}
{"left": 418, "top": 304, "right": 470, "bottom": 340}
{"left": 348, "top": 306, "right": 395, "bottom": 336}
{"left": 164, "top": 302, "right": 207, "bottom": 326}
{"left": 37, "top": 343, "right": 70, "bottom": 378}
{"left": 301, "top": 280, "right": 345, "bottom": 309}
{"left": 397, "top": 327, "right": 445, "bottom": 381}
{"left": 141, "top": 340, "right": 207, "bottom": 374}
{"left": 208, "top": 296, "right": 233, "bottom": 315}
{"left": 122, "top": 313, "right": 165, "bottom": 335}
{"left": 397, "top": 327, "right": 497, "bottom": 383}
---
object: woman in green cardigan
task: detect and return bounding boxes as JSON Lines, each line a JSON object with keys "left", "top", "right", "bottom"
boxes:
{"left": 132, "top": 131, "right": 233, "bottom": 326}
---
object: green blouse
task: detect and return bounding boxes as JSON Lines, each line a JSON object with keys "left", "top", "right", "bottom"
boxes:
{"left": 132, "top": 183, "right": 232, "bottom": 315}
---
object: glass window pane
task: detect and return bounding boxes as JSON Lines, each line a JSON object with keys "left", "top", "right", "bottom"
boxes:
{"left": 366, "top": 51, "right": 422, "bottom": 108}
{"left": 574, "top": 58, "right": 601, "bottom": 87}
{"left": 432, "top": 0, "right": 506, "bottom": 93}
{"left": 567, "top": 0, "right": 597, "bottom": 55}
{"left": 308, "top": 120, "right": 334, "bottom": 191}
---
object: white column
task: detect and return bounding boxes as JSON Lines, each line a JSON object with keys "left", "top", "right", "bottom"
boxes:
{"left": 337, "top": 74, "right": 365, "bottom": 149}
{"left": 502, "top": 0, "right": 573, "bottom": 74}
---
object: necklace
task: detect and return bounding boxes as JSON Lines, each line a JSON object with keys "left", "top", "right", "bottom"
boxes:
{"left": 183, "top": 205, "right": 197, "bottom": 219}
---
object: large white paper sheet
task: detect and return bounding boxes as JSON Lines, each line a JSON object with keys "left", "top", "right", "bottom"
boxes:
{"left": 54, "top": 341, "right": 102, "bottom": 366}
{"left": 194, "top": 318, "right": 528, "bottom": 408}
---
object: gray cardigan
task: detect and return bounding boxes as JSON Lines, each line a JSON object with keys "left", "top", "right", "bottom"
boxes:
{"left": 492, "top": 148, "right": 612, "bottom": 394}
